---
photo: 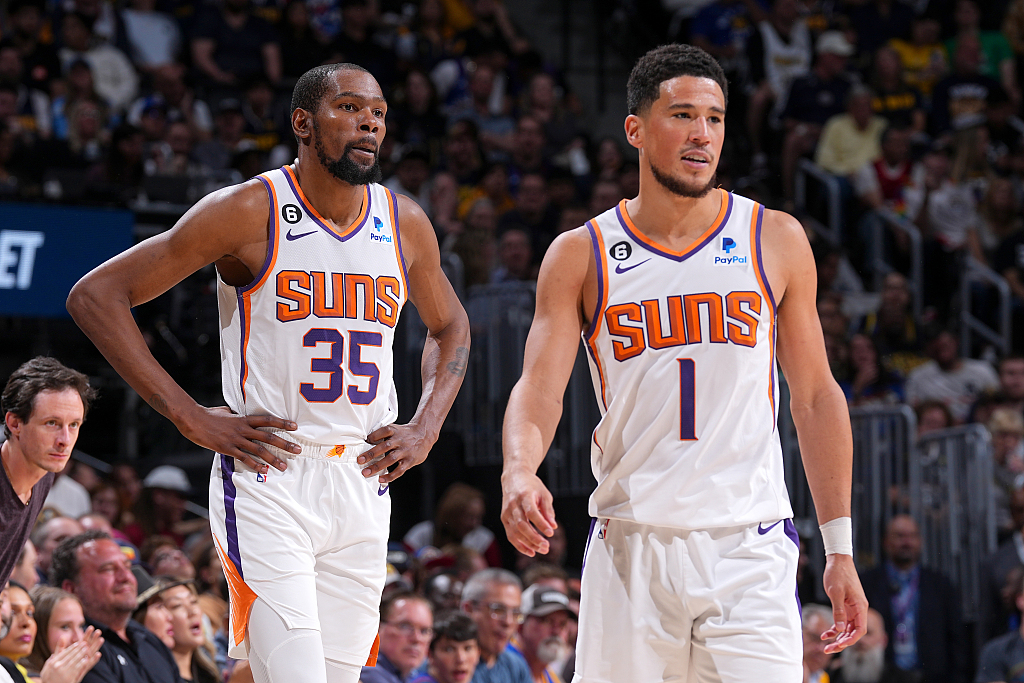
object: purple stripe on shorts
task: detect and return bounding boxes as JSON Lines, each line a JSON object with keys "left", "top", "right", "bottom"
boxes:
{"left": 783, "top": 518, "right": 801, "bottom": 616}
{"left": 220, "top": 455, "right": 243, "bottom": 578}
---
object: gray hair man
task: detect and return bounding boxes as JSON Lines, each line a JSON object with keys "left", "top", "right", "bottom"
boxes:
{"left": 461, "top": 569, "right": 531, "bottom": 682}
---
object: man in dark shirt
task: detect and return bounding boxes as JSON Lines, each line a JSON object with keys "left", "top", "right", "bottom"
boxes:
{"left": 976, "top": 573, "right": 1024, "bottom": 683}
{"left": 930, "top": 34, "right": 1004, "bottom": 136}
{"left": 1, "top": 357, "right": 95, "bottom": 587}
{"left": 50, "top": 530, "right": 179, "bottom": 683}
{"left": 190, "top": 0, "right": 281, "bottom": 90}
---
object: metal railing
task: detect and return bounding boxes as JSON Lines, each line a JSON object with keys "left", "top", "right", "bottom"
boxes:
{"left": 870, "top": 207, "right": 924, "bottom": 323}
{"left": 960, "top": 255, "right": 1013, "bottom": 357}
{"left": 794, "top": 158, "right": 842, "bottom": 245}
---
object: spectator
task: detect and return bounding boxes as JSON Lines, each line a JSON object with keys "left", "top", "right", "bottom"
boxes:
{"left": 930, "top": 35, "right": 1005, "bottom": 137}
{"left": 5, "top": 0, "right": 62, "bottom": 93}
{"left": 853, "top": 125, "right": 914, "bottom": 216}
{"left": 889, "top": 16, "right": 947, "bottom": 99}
{"left": 779, "top": 30, "right": 856, "bottom": 202}
{"left": 841, "top": 333, "right": 905, "bottom": 406}
{"left": 58, "top": 12, "right": 138, "bottom": 114}
{"left": 89, "top": 122, "right": 144, "bottom": 203}
{"left": 969, "top": 176, "right": 1021, "bottom": 265}
{"left": 50, "top": 530, "right": 179, "bottom": 683}
{"left": 997, "top": 356, "right": 1024, "bottom": 413}
{"left": 448, "top": 63, "right": 515, "bottom": 163}
{"left": 190, "top": 0, "right": 282, "bottom": 89}
{"left": 833, "top": 608, "right": 895, "bottom": 683}
{"left": 159, "top": 582, "right": 219, "bottom": 683}
{"left": 506, "top": 117, "right": 548, "bottom": 189}
{"left": 122, "top": 466, "right": 192, "bottom": 549}
{"left": 987, "top": 407, "right": 1024, "bottom": 535}
{"left": 458, "top": 162, "right": 515, "bottom": 220}
{"left": 191, "top": 97, "right": 250, "bottom": 174}
{"left": 127, "top": 64, "right": 214, "bottom": 143}
{"left": 0, "top": 582, "right": 36, "bottom": 680}
{"left": 453, "top": 0, "right": 529, "bottom": 59}
{"left": 388, "top": 69, "right": 447, "bottom": 162}
{"left": 424, "top": 573, "right": 466, "bottom": 616}
{"left": 8, "top": 544, "right": 35, "bottom": 593}
{"left": 278, "top": 0, "right": 330, "bottom": 83}
{"left": 859, "top": 515, "right": 968, "bottom": 683}
{"left": 491, "top": 229, "right": 534, "bottom": 283}
{"left": 1, "top": 357, "right": 95, "bottom": 589}
{"left": 520, "top": 72, "right": 582, "bottom": 162}
{"left": 25, "top": 585, "right": 102, "bottom": 680}
{"left": 396, "top": 0, "right": 456, "bottom": 72}
{"left": 745, "top": 0, "right": 812, "bottom": 173}
{"left": 449, "top": 197, "right": 498, "bottom": 286}
{"left": 869, "top": 47, "right": 927, "bottom": 135}
{"left": 980, "top": 488, "right": 1024, "bottom": 640}
{"left": 690, "top": 0, "right": 766, "bottom": 83}
{"left": 945, "top": 0, "right": 1018, "bottom": 106}
{"left": 442, "top": 119, "right": 484, "bottom": 189}
{"left": 815, "top": 86, "right": 887, "bottom": 180}
{"left": 848, "top": 0, "right": 915, "bottom": 61}
{"left": 0, "top": 41, "right": 51, "bottom": 140}
{"left": 460, "top": 569, "right": 531, "bottom": 683}
{"left": 139, "top": 537, "right": 194, "bottom": 582}
{"left": 327, "top": 0, "right": 396, "bottom": 89}
{"left": 507, "top": 585, "right": 570, "bottom": 683}
{"left": 498, "top": 173, "right": 558, "bottom": 260}
{"left": 802, "top": 603, "right": 834, "bottom": 683}
{"left": 976, "top": 571, "right": 1024, "bottom": 683}
{"left": 31, "top": 518, "right": 85, "bottom": 588}
{"left": 905, "top": 329, "right": 998, "bottom": 422}
{"left": 109, "top": 465, "right": 141, "bottom": 519}
{"left": 915, "top": 399, "right": 955, "bottom": 437}
{"left": 519, "top": 564, "right": 569, "bottom": 595}
{"left": 131, "top": 570, "right": 175, "bottom": 650}
{"left": 858, "top": 272, "right": 923, "bottom": 376}
{"left": 361, "top": 591, "right": 433, "bottom": 683}
{"left": 120, "top": 0, "right": 182, "bottom": 73}
{"left": 405, "top": 483, "right": 502, "bottom": 567}
{"left": 411, "top": 611, "right": 479, "bottom": 683}
{"left": 189, "top": 542, "right": 226, "bottom": 639}
{"left": 384, "top": 147, "right": 432, "bottom": 210}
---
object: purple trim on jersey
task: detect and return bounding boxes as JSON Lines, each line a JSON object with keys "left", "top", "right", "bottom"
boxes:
{"left": 236, "top": 291, "right": 246, "bottom": 402}
{"left": 387, "top": 189, "right": 410, "bottom": 288}
{"left": 238, "top": 175, "right": 278, "bottom": 296}
{"left": 753, "top": 204, "right": 775, "bottom": 313}
{"left": 783, "top": 518, "right": 801, "bottom": 615}
{"left": 281, "top": 166, "right": 371, "bottom": 243}
{"left": 220, "top": 455, "right": 243, "bottom": 578}
{"left": 581, "top": 518, "right": 597, "bottom": 573}
{"left": 615, "top": 192, "right": 733, "bottom": 262}
{"left": 584, "top": 220, "right": 604, "bottom": 340}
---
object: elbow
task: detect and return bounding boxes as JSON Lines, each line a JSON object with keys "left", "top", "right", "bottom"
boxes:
{"left": 66, "top": 274, "right": 108, "bottom": 328}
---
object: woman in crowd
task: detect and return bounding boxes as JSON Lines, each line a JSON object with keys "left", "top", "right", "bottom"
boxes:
{"left": 24, "top": 586, "right": 102, "bottom": 682}
{"left": 404, "top": 483, "right": 502, "bottom": 567}
{"left": 132, "top": 573, "right": 176, "bottom": 650}
{"left": 161, "top": 582, "right": 219, "bottom": 683}
{"left": 841, "top": 333, "right": 905, "bottom": 406}
{"left": 0, "top": 582, "right": 35, "bottom": 682}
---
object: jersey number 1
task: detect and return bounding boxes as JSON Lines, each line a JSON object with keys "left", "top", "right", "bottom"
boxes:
{"left": 300, "top": 328, "right": 381, "bottom": 405}
{"left": 679, "top": 358, "right": 696, "bottom": 440}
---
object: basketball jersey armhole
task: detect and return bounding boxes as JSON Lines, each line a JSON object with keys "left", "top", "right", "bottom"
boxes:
{"left": 384, "top": 187, "right": 410, "bottom": 298}
{"left": 237, "top": 173, "right": 280, "bottom": 296}
{"left": 584, "top": 219, "right": 608, "bottom": 343}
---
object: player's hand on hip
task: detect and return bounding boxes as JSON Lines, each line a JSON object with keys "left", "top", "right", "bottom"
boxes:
{"left": 821, "top": 553, "right": 869, "bottom": 654}
{"left": 179, "top": 406, "right": 300, "bottom": 473}
{"left": 500, "top": 469, "right": 556, "bottom": 556}
{"left": 360, "top": 423, "right": 432, "bottom": 483}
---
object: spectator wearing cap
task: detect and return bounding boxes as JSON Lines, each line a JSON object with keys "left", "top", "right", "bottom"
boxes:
{"left": 508, "top": 585, "right": 570, "bottom": 683}
{"left": 190, "top": 0, "right": 281, "bottom": 89}
{"left": 132, "top": 568, "right": 175, "bottom": 650}
{"left": 410, "top": 612, "right": 480, "bottom": 683}
{"left": 50, "top": 530, "right": 179, "bottom": 683}
{"left": 361, "top": 591, "right": 433, "bottom": 683}
{"left": 57, "top": 12, "right": 138, "bottom": 114}
{"left": 133, "top": 570, "right": 218, "bottom": 683}
{"left": 779, "top": 30, "right": 857, "bottom": 202}
{"left": 460, "top": 569, "right": 531, "bottom": 683}
{"left": 121, "top": 466, "right": 193, "bottom": 549}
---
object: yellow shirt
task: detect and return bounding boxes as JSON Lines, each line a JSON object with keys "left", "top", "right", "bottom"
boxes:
{"left": 815, "top": 114, "right": 887, "bottom": 176}
{"left": 889, "top": 39, "right": 948, "bottom": 96}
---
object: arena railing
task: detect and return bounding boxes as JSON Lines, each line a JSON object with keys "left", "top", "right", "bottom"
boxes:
{"left": 870, "top": 207, "right": 924, "bottom": 323}
{"left": 960, "top": 255, "right": 1012, "bottom": 358}
{"left": 794, "top": 158, "right": 843, "bottom": 246}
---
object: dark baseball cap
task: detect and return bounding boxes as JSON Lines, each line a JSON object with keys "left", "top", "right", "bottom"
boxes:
{"left": 520, "top": 585, "right": 570, "bottom": 618}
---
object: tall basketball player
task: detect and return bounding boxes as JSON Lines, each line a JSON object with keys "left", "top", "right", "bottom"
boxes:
{"left": 67, "top": 64, "right": 470, "bottom": 683}
{"left": 501, "top": 45, "right": 867, "bottom": 682}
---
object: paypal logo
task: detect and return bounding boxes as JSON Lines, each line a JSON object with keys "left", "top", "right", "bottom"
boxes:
{"left": 713, "top": 255, "right": 747, "bottom": 265}
{"left": 374, "top": 217, "right": 383, "bottom": 232}
{"left": 370, "top": 216, "right": 392, "bottom": 243}
{"left": 722, "top": 237, "right": 736, "bottom": 253}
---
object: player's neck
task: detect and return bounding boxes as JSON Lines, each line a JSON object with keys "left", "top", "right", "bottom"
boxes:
{"left": 291, "top": 160, "right": 368, "bottom": 230}
{"left": 0, "top": 439, "right": 46, "bottom": 504}
{"left": 624, "top": 182, "right": 724, "bottom": 249}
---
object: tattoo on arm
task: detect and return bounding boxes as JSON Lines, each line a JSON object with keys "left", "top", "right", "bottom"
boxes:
{"left": 447, "top": 347, "right": 469, "bottom": 378}
{"left": 148, "top": 393, "right": 169, "bottom": 417}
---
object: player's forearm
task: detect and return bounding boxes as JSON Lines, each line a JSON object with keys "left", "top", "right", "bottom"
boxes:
{"left": 502, "top": 377, "right": 563, "bottom": 478}
{"left": 791, "top": 382, "right": 853, "bottom": 524}
{"left": 408, "top": 310, "right": 470, "bottom": 443}
{"left": 67, "top": 278, "right": 200, "bottom": 427}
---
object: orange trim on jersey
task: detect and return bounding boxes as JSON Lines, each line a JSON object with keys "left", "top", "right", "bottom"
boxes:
{"left": 366, "top": 634, "right": 380, "bottom": 667}
{"left": 241, "top": 173, "right": 281, "bottom": 295}
{"left": 213, "top": 536, "right": 258, "bottom": 648}
{"left": 283, "top": 165, "right": 369, "bottom": 240}
{"left": 749, "top": 203, "right": 776, "bottom": 418}
{"left": 240, "top": 295, "right": 253, "bottom": 402}
{"left": 584, "top": 220, "right": 610, "bottom": 410}
{"left": 384, "top": 188, "right": 408, "bottom": 302}
{"left": 617, "top": 188, "right": 728, "bottom": 259}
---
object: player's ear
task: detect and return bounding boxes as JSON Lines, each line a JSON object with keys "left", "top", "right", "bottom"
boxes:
{"left": 624, "top": 114, "right": 643, "bottom": 151}
{"left": 292, "top": 108, "right": 312, "bottom": 144}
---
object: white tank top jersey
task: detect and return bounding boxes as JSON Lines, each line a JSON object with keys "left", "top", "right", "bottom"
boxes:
{"left": 584, "top": 190, "right": 794, "bottom": 530}
{"left": 218, "top": 166, "right": 408, "bottom": 447}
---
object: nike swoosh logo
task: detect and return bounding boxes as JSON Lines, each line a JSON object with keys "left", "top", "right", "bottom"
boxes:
{"left": 615, "top": 259, "right": 651, "bottom": 274}
{"left": 757, "top": 520, "right": 783, "bottom": 535}
{"left": 286, "top": 229, "right": 317, "bottom": 241}
{"left": 378, "top": 484, "right": 389, "bottom": 496}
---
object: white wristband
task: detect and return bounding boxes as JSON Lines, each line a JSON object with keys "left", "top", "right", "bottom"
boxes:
{"left": 820, "top": 517, "right": 853, "bottom": 557}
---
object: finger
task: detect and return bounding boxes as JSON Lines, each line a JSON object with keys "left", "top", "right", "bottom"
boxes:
{"left": 829, "top": 595, "right": 848, "bottom": 638}
{"left": 246, "top": 415, "right": 298, "bottom": 432}
{"left": 526, "top": 503, "right": 554, "bottom": 537}
{"left": 512, "top": 508, "right": 550, "bottom": 553}
{"left": 228, "top": 448, "right": 271, "bottom": 475}
{"left": 538, "top": 494, "right": 558, "bottom": 533}
{"left": 367, "top": 425, "right": 395, "bottom": 444}
{"left": 358, "top": 441, "right": 392, "bottom": 467}
{"left": 235, "top": 438, "right": 288, "bottom": 472}
{"left": 379, "top": 459, "right": 412, "bottom": 484}
{"left": 362, "top": 449, "right": 401, "bottom": 478}
{"left": 246, "top": 427, "right": 302, "bottom": 456}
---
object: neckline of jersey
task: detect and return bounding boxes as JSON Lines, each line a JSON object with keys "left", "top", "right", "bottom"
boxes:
{"left": 281, "top": 165, "right": 370, "bottom": 242}
{"left": 615, "top": 188, "right": 732, "bottom": 262}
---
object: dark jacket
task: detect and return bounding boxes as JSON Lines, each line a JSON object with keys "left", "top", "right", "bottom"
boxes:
{"left": 81, "top": 618, "right": 179, "bottom": 683}
{"left": 860, "top": 564, "right": 968, "bottom": 683}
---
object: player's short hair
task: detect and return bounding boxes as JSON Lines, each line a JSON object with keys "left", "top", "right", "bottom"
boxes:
{"left": 290, "top": 62, "right": 370, "bottom": 117}
{"left": 430, "top": 611, "right": 478, "bottom": 651}
{"left": 461, "top": 568, "right": 522, "bottom": 605}
{"left": 49, "top": 530, "right": 111, "bottom": 588}
{"left": 2, "top": 356, "right": 96, "bottom": 438}
{"left": 626, "top": 44, "right": 728, "bottom": 116}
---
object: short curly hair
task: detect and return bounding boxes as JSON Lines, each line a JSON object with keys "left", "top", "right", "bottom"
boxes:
{"left": 49, "top": 529, "right": 110, "bottom": 589}
{"left": 2, "top": 356, "right": 96, "bottom": 438}
{"left": 626, "top": 44, "right": 729, "bottom": 116}
{"left": 290, "top": 62, "right": 371, "bottom": 117}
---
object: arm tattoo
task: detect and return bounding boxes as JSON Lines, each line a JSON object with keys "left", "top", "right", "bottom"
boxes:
{"left": 446, "top": 347, "right": 469, "bottom": 378}
{"left": 148, "top": 393, "right": 169, "bottom": 417}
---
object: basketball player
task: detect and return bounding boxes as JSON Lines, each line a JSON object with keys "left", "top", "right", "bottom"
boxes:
{"left": 67, "top": 64, "right": 470, "bottom": 683}
{"left": 501, "top": 45, "right": 867, "bottom": 682}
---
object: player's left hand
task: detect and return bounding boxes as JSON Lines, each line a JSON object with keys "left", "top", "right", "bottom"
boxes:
{"left": 821, "top": 553, "right": 869, "bottom": 654}
{"left": 359, "top": 423, "right": 433, "bottom": 483}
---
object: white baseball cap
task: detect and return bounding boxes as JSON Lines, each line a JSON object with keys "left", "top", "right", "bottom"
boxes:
{"left": 816, "top": 31, "right": 855, "bottom": 57}
{"left": 142, "top": 465, "right": 192, "bottom": 494}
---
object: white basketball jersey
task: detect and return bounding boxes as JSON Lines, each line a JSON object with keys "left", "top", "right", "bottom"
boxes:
{"left": 584, "top": 190, "right": 793, "bottom": 529}
{"left": 218, "top": 166, "right": 407, "bottom": 446}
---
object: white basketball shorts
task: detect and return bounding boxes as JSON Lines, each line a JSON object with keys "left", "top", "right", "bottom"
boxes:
{"left": 572, "top": 518, "right": 802, "bottom": 683}
{"left": 209, "top": 434, "right": 390, "bottom": 666}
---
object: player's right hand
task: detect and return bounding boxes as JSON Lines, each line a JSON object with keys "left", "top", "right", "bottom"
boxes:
{"left": 179, "top": 406, "right": 301, "bottom": 473}
{"left": 500, "top": 469, "right": 557, "bottom": 556}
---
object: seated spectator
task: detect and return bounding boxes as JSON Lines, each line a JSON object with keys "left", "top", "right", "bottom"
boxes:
{"left": 240, "top": 76, "right": 290, "bottom": 165}
{"left": 424, "top": 572, "right": 466, "bottom": 615}
{"left": 448, "top": 63, "right": 515, "bottom": 163}
{"left": 389, "top": 69, "right": 447, "bottom": 163}
{"left": 394, "top": 0, "right": 457, "bottom": 73}
{"left": 857, "top": 272, "right": 924, "bottom": 376}
{"left": 815, "top": 86, "right": 887, "bottom": 180}
{"left": 140, "top": 536, "right": 195, "bottom": 581}
{"left": 58, "top": 12, "right": 138, "bottom": 114}
{"left": 0, "top": 582, "right": 36, "bottom": 681}
{"left": 127, "top": 64, "right": 214, "bottom": 143}
{"left": 190, "top": 0, "right": 281, "bottom": 89}
{"left": 520, "top": 72, "right": 582, "bottom": 162}
{"left": 930, "top": 35, "right": 1005, "bottom": 137}
{"left": 145, "top": 120, "right": 194, "bottom": 177}
{"left": 508, "top": 585, "right": 570, "bottom": 683}
{"left": 556, "top": 204, "right": 589, "bottom": 236}
{"left": 327, "top": 0, "right": 396, "bottom": 89}
{"left": 969, "top": 176, "right": 1022, "bottom": 266}
{"left": 841, "top": 333, "right": 905, "bottom": 406}
{"left": 945, "top": 0, "right": 1018, "bottom": 106}
{"left": 869, "top": 47, "right": 926, "bottom": 135}
{"left": 905, "top": 328, "right": 998, "bottom": 422}
{"left": 458, "top": 163, "right": 515, "bottom": 220}
{"left": 50, "top": 59, "right": 102, "bottom": 143}
{"left": 506, "top": 117, "right": 549, "bottom": 191}
{"left": 889, "top": 16, "right": 947, "bottom": 99}
{"left": 448, "top": 198, "right": 498, "bottom": 287}
{"left": 25, "top": 585, "right": 102, "bottom": 680}
{"left": 122, "top": 465, "right": 193, "bottom": 548}
{"left": 192, "top": 97, "right": 250, "bottom": 173}
{"left": 0, "top": 40, "right": 51, "bottom": 140}
{"left": 981, "top": 488, "right": 1024, "bottom": 640}
{"left": 31, "top": 517, "right": 84, "bottom": 587}
{"left": 997, "top": 356, "right": 1024, "bottom": 413}
{"left": 131, "top": 570, "right": 176, "bottom": 650}
{"left": 453, "top": 0, "right": 529, "bottom": 59}
{"left": 277, "top": 0, "right": 330, "bottom": 83}
{"left": 976, "top": 572, "right": 1024, "bottom": 683}
{"left": 8, "top": 544, "right": 36, "bottom": 593}
{"left": 779, "top": 31, "right": 856, "bottom": 201}
{"left": 50, "top": 531, "right": 179, "bottom": 682}
{"left": 988, "top": 408, "right": 1024, "bottom": 535}
{"left": 848, "top": 0, "right": 914, "bottom": 59}
{"left": 410, "top": 611, "right": 479, "bottom": 683}
{"left": 520, "top": 564, "right": 569, "bottom": 595}
{"left": 190, "top": 542, "right": 227, "bottom": 646}
{"left": 88, "top": 122, "right": 144, "bottom": 204}
{"left": 406, "top": 483, "right": 502, "bottom": 567}
{"left": 460, "top": 569, "right": 531, "bottom": 683}
{"left": 6, "top": 0, "right": 62, "bottom": 94}
{"left": 491, "top": 229, "right": 535, "bottom": 283}
{"left": 384, "top": 147, "right": 432, "bottom": 210}
{"left": 915, "top": 399, "right": 954, "bottom": 437}
{"left": 160, "top": 582, "right": 219, "bottom": 683}
{"left": 120, "top": 0, "right": 182, "bottom": 73}
{"left": 801, "top": 603, "right": 834, "bottom": 683}
{"left": 361, "top": 591, "right": 433, "bottom": 683}
{"left": 833, "top": 608, "right": 893, "bottom": 683}
{"left": 859, "top": 515, "right": 967, "bottom": 682}
{"left": 442, "top": 119, "right": 484, "bottom": 190}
